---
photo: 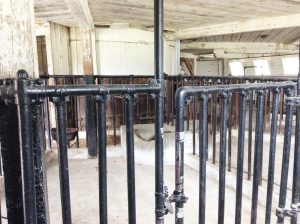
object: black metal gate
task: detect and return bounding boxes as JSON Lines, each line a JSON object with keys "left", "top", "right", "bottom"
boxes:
{"left": 170, "top": 81, "right": 300, "bottom": 224}
{"left": 0, "top": 75, "right": 165, "bottom": 224}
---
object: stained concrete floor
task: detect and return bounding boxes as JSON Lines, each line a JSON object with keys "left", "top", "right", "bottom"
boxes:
{"left": 42, "top": 156, "right": 269, "bottom": 224}
{"left": 0, "top": 119, "right": 295, "bottom": 223}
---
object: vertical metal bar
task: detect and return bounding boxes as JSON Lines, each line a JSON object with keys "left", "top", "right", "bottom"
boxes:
{"left": 227, "top": 94, "right": 232, "bottom": 171}
{"left": 218, "top": 92, "right": 228, "bottom": 224}
{"left": 279, "top": 91, "right": 284, "bottom": 133}
{"left": 291, "top": 104, "right": 300, "bottom": 224}
{"left": 147, "top": 93, "right": 150, "bottom": 118}
{"left": 235, "top": 92, "right": 247, "bottom": 224}
{"left": 199, "top": 94, "right": 208, "bottom": 224}
{"left": 174, "top": 92, "right": 187, "bottom": 224}
{"left": 17, "top": 78, "right": 37, "bottom": 224}
{"left": 85, "top": 76, "right": 97, "bottom": 157}
{"left": 192, "top": 78, "right": 196, "bottom": 155}
{"left": 166, "top": 80, "right": 170, "bottom": 124}
{"left": 44, "top": 78, "right": 52, "bottom": 148}
{"left": 248, "top": 91, "right": 254, "bottom": 180}
{"left": 171, "top": 78, "right": 175, "bottom": 126}
{"left": 96, "top": 95, "right": 108, "bottom": 224}
{"left": 250, "top": 90, "right": 265, "bottom": 224}
{"left": 112, "top": 97, "right": 117, "bottom": 146}
{"left": 291, "top": 66, "right": 300, "bottom": 224}
{"left": 0, "top": 102, "right": 24, "bottom": 223}
{"left": 53, "top": 96, "right": 72, "bottom": 224}
{"left": 212, "top": 93, "right": 217, "bottom": 164}
{"left": 32, "top": 99, "right": 49, "bottom": 224}
{"left": 73, "top": 77, "right": 80, "bottom": 148}
{"left": 186, "top": 103, "right": 190, "bottom": 131}
{"left": 193, "top": 96, "right": 196, "bottom": 155}
{"left": 276, "top": 88, "right": 294, "bottom": 224}
{"left": 264, "top": 89, "right": 280, "bottom": 224}
{"left": 154, "top": 0, "right": 165, "bottom": 222}
{"left": 124, "top": 95, "right": 136, "bottom": 224}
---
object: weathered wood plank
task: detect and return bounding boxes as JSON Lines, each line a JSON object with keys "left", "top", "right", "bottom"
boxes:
{"left": 0, "top": 0, "right": 38, "bottom": 77}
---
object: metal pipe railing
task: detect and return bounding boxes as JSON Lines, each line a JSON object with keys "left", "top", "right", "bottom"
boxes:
{"left": 172, "top": 81, "right": 297, "bottom": 224}
{"left": 0, "top": 76, "right": 163, "bottom": 224}
{"left": 39, "top": 75, "right": 298, "bottom": 156}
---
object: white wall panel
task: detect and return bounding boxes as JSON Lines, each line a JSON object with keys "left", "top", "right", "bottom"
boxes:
{"left": 71, "top": 27, "right": 175, "bottom": 75}
{"left": 196, "top": 60, "right": 219, "bottom": 76}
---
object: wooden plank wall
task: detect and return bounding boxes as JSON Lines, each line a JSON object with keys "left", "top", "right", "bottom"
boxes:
{"left": 49, "top": 22, "right": 71, "bottom": 75}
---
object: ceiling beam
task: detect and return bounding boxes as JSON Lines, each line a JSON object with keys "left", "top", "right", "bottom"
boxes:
{"left": 212, "top": 50, "right": 282, "bottom": 59}
{"left": 64, "top": 0, "right": 94, "bottom": 28}
{"left": 181, "top": 42, "right": 299, "bottom": 54}
{"left": 180, "top": 52, "right": 198, "bottom": 59}
{"left": 167, "top": 13, "right": 300, "bottom": 40}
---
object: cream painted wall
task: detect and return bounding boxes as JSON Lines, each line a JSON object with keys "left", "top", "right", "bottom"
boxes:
{"left": 196, "top": 60, "right": 220, "bottom": 76}
{"left": 70, "top": 27, "right": 177, "bottom": 75}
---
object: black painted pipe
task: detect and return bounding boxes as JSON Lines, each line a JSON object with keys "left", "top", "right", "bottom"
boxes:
{"left": 154, "top": 0, "right": 165, "bottom": 222}
{"left": 124, "top": 94, "right": 136, "bottom": 224}
{"left": 85, "top": 76, "right": 98, "bottom": 157}
{"left": 276, "top": 88, "right": 294, "bottom": 224}
{"left": 235, "top": 92, "right": 247, "bottom": 224}
{"left": 264, "top": 89, "right": 280, "bottom": 224}
{"left": 96, "top": 95, "right": 108, "bottom": 224}
{"left": 53, "top": 96, "right": 72, "bottom": 224}
{"left": 17, "top": 78, "right": 37, "bottom": 224}
{"left": 32, "top": 100, "right": 49, "bottom": 223}
{"left": 250, "top": 90, "right": 266, "bottom": 224}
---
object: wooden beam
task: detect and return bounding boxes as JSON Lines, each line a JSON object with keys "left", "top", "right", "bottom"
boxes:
{"left": 82, "top": 29, "right": 94, "bottom": 75}
{"left": 213, "top": 50, "right": 280, "bottom": 59}
{"left": 168, "top": 13, "right": 300, "bottom": 40}
{"left": 64, "top": 0, "right": 94, "bottom": 29}
{"left": 1, "top": 0, "right": 38, "bottom": 77}
{"left": 180, "top": 52, "right": 198, "bottom": 59}
{"left": 181, "top": 42, "right": 299, "bottom": 54}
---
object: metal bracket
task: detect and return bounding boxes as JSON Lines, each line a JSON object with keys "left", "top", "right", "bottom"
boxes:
{"left": 276, "top": 203, "right": 300, "bottom": 219}
{"left": 285, "top": 97, "right": 300, "bottom": 106}
{"left": 164, "top": 186, "right": 188, "bottom": 215}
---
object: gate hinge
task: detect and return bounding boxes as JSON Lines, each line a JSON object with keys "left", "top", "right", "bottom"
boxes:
{"left": 276, "top": 203, "right": 300, "bottom": 219}
{"left": 163, "top": 186, "right": 188, "bottom": 215}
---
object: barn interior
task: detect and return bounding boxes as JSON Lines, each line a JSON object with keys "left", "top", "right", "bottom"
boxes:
{"left": 1, "top": 0, "right": 300, "bottom": 223}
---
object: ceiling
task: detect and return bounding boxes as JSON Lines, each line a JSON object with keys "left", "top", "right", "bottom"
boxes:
{"left": 35, "top": 0, "right": 300, "bottom": 31}
{"left": 34, "top": 0, "right": 75, "bottom": 26}
{"left": 88, "top": 0, "right": 300, "bottom": 30}
{"left": 34, "top": 0, "right": 300, "bottom": 58}
{"left": 181, "top": 27, "right": 300, "bottom": 45}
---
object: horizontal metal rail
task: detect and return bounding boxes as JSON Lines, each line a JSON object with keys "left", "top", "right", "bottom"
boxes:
{"left": 39, "top": 74, "right": 299, "bottom": 82}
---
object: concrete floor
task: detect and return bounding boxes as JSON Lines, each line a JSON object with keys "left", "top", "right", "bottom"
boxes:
{"left": 45, "top": 157, "right": 268, "bottom": 224}
{"left": 0, "top": 120, "right": 295, "bottom": 223}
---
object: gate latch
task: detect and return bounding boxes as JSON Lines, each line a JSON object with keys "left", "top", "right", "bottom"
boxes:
{"left": 164, "top": 186, "right": 188, "bottom": 215}
{"left": 276, "top": 203, "right": 300, "bottom": 219}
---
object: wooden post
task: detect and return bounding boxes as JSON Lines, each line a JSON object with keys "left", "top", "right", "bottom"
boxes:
{"left": 82, "top": 28, "right": 94, "bottom": 75}
{"left": 0, "top": 0, "right": 38, "bottom": 222}
{"left": 82, "top": 28, "right": 98, "bottom": 157}
{"left": 0, "top": 0, "right": 38, "bottom": 77}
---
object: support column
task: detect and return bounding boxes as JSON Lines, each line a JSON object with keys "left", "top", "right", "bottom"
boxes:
{"left": 0, "top": 0, "right": 38, "bottom": 77}
{"left": 0, "top": 0, "right": 38, "bottom": 223}
{"left": 82, "top": 28, "right": 98, "bottom": 158}
{"left": 82, "top": 28, "right": 95, "bottom": 75}
{"left": 174, "top": 40, "right": 181, "bottom": 75}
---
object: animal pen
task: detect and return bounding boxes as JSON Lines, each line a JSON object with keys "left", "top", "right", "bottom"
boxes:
{"left": 1, "top": 1, "right": 300, "bottom": 224}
